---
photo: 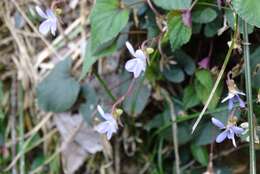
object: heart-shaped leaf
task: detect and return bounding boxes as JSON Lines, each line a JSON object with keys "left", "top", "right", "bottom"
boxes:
{"left": 123, "top": 78, "right": 151, "bottom": 116}
{"left": 192, "top": 8, "right": 217, "bottom": 24}
{"left": 232, "top": 0, "right": 260, "bottom": 28}
{"left": 194, "top": 70, "right": 222, "bottom": 110}
{"left": 90, "top": 0, "right": 129, "bottom": 52}
{"left": 191, "top": 144, "right": 208, "bottom": 166}
{"left": 168, "top": 12, "right": 192, "bottom": 51}
{"left": 152, "top": 0, "right": 191, "bottom": 10}
{"left": 163, "top": 66, "right": 185, "bottom": 83}
{"left": 183, "top": 86, "right": 200, "bottom": 109}
{"left": 36, "top": 58, "right": 80, "bottom": 112}
{"left": 79, "top": 84, "right": 98, "bottom": 126}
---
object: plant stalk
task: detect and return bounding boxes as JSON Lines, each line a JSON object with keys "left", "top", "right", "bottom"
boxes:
{"left": 242, "top": 20, "right": 256, "bottom": 174}
{"left": 18, "top": 83, "right": 24, "bottom": 174}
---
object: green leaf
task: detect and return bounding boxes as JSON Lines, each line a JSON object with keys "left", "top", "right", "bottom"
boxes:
{"left": 162, "top": 123, "right": 192, "bottom": 145}
{"left": 250, "top": 47, "right": 260, "bottom": 88}
{"left": 192, "top": 8, "right": 217, "bottom": 24}
{"left": 152, "top": 0, "right": 191, "bottom": 10}
{"left": 79, "top": 40, "right": 116, "bottom": 80}
{"left": 232, "top": 0, "right": 260, "bottom": 28}
{"left": 183, "top": 86, "right": 200, "bottom": 109}
{"left": 174, "top": 50, "right": 196, "bottom": 75}
{"left": 191, "top": 144, "right": 208, "bottom": 166}
{"left": 123, "top": 0, "right": 147, "bottom": 15}
{"left": 90, "top": 0, "right": 129, "bottom": 52}
{"left": 36, "top": 58, "right": 80, "bottom": 112}
{"left": 194, "top": 70, "right": 222, "bottom": 110}
{"left": 79, "top": 84, "right": 98, "bottom": 126}
{"left": 225, "top": 9, "right": 254, "bottom": 34}
{"left": 168, "top": 12, "right": 192, "bottom": 51}
{"left": 123, "top": 78, "right": 151, "bottom": 116}
{"left": 195, "top": 70, "right": 213, "bottom": 89}
{"left": 204, "top": 16, "right": 222, "bottom": 37}
{"left": 144, "top": 11, "right": 160, "bottom": 39}
{"left": 195, "top": 122, "right": 217, "bottom": 145}
{"left": 163, "top": 66, "right": 185, "bottom": 83}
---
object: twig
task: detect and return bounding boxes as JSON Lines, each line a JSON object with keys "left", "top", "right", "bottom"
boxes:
{"left": 242, "top": 20, "right": 256, "bottom": 174}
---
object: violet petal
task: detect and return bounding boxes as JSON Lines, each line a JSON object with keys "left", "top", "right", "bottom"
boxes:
{"left": 216, "top": 130, "right": 228, "bottom": 143}
{"left": 228, "top": 98, "right": 234, "bottom": 110}
{"left": 236, "top": 95, "right": 245, "bottom": 108}
{"left": 211, "top": 117, "right": 225, "bottom": 129}
{"left": 232, "top": 126, "right": 244, "bottom": 135}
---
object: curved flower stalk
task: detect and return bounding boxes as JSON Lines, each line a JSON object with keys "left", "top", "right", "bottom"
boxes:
{"left": 35, "top": 6, "right": 58, "bottom": 36}
{"left": 221, "top": 79, "right": 245, "bottom": 110}
{"left": 212, "top": 117, "right": 244, "bottom": 147}
{"left": 94, "top": 105, "right": 118, "bottom": 140}
{"left": 125, "top": 41, "right": 147, "bottom": 78}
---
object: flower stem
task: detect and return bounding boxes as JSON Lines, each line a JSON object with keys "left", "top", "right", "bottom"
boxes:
{"left": 242, "top": 20, "right": 256, "bottom": 174}
{"left": 192, "top": 14, "right": 239, "bottom": 133}
{"left": 111, "top": 78, "right": 136, "bottom": 113}
{"left": 93, "top": 71, "right": 116, "bottom": 102}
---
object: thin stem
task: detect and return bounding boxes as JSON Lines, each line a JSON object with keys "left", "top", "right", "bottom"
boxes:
{"left": 10, "top": 75, "right": 17, "bottom": 174}
{"left": 161, "top": 89, "right": 180, "bottom": 174}
{"left": 111, "top": 78, "right": 136, "bottom": 113}
{"left": 146, "top": 0, "right": 162, "bottom": 17}
{"left": 242, "top": 20, "right": 256, "bottom": 174}
{"left": 197, "top": 2, "right": 230, "bottom": 10}
{"left": 192, "top": 14, "right": 239, "bottom": 133}
{"left": 18, "top": 83, "right": 24, "bottom": 174}
{"left": 93, "top": 71, "right": 116, "bottom": 102}
{"left": 190, "top": 0, "right": 199, "bottom": 10}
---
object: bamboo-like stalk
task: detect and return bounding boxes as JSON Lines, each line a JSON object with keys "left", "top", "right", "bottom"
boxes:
{"left": 242, "top": 20, "right": 256, "bottom": 174}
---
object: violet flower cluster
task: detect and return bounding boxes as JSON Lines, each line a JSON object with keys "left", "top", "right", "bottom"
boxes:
{"left": 212, "top": 78, "right": 245, "bottom": 147}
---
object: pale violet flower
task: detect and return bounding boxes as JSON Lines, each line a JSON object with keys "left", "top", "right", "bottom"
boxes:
{"left": 94, "top": 105, "right": 118, "bottom": 140}
{"left": 212, "top": 117, "right": 244, "bottom": 147}
{"left": 221, "top": 80, "right": 245, "bottom": 110}
{"left": 35, "top": 6, "right": 58, "bottom": 36}
{"left": 125, "top": 41, "right": 147, "bottom": 78}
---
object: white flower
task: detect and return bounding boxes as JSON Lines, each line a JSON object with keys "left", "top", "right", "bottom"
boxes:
{"left": 94, "top": 105, "right": 118, "bottom": 140}
{"left": 35, "top": 6, "right": 58, "bottom": 36}
{"left": 125, "top": 41, "right": 147, "bottom": 78}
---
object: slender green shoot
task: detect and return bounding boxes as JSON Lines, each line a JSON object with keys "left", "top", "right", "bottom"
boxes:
{"left": 242, "top": 20, "right": 256, "bottom": 174}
